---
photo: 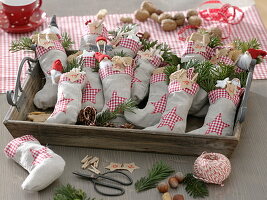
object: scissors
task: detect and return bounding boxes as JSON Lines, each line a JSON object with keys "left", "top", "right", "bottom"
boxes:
{"left": 72, "top": 170, "right": 133, "bottom": 196}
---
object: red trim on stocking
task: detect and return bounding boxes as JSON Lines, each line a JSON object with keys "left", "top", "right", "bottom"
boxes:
{"left": 83, "top": 56, "right": 96, "bottom": 68}
{"left": 58, "top": 74, "right": 86, "bottom": 84}
{"left": 36, "top": 40, "right": 66, "bottom": 58}
{"left": 118, "top": 38, "right": 141, "bottom": 54}
{"left": 182, "top": 41, "right": 215, "bottom": 60}
{"left": 135, "top": 54, "right": 162, "bottom": 68}
{"left": 30, "top": 147, "right": 52, "bottom": 165}
{"left": 217, "top": 56, "right": 234, "bottom": 65}
{"left": 99, "top": 65, "right": 134, "bottom": 80}
{"left": 208, "top": 88, "right": 244, "bottom": 106}
{"left": 168, "top": 80, "right": 199, "bottom": 95}
{"left": 150, "top": 73, "right": 167, "bottom": 84}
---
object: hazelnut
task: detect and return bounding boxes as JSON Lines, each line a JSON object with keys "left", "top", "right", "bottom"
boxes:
{"left": 168, "top": 177, "right": 179, "bottom": 189}
{"left": 143, "top": 31, "right": 151, "bottom": 39}
{"left": 158, "top": 13, "right": 172, "bottom": 23}
{"left": 134, "top": 9, "right": 150, "bottom": 22}
{"left": 186, "top": 9, "right": 198, "bottom": 19}
{"left": 120, "top": 16, "right": 133, "bottom": 24}
{"left": 173, "top": 194, "right": 184, "bottom": 200}
{"left": 161, "top": 19, "right": 177, "bottom": 31}
{"left": 208, "top": 26, "right": 223, "bottom": 39}
{"left": 155, "top": 9, "right": 164, "bottom": 15}
{"left": 188, "top": 15, "right": 202, "bottom": 27}
{"left": 174, "top": 172, "right": 185, "bottom": 183}
{"left": 141, "top": 1, "right": 157, "bottom": 14}
{"left": 157, "top": 182, "right": 169, "bottom": 193}
{"left": 173, "top": 13, "right": 185, "bottom": 26}
{"left": 151, "top": 13, "right": 159, "bottom": 23}
{"left": 162, "top": 192, "right": 172, "bottom": 200}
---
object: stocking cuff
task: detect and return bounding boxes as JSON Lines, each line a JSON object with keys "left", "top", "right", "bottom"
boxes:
{"left": 36, "top": 40, "right": 66, "bottom": 58}
{"left": 217, "top": 56, "right": 234, "bottom": 65}
{"left": 182, "top": 41, "right": 214, "bottom": 60}
{"left": 208, "top": 88, "right": 244, "bottom": 106}
{"left": 118, "top": 38, "right": 141, "bottom": 54}
{"left": 168, "top": 80, "right": 199, "bottom": 95}
{"left": 235, "top": 67, "right": 246, "bottom": 73}
{"left": 150, "top": 73, "right": 167, "bottom": 83}
{"left": 99, "top": 65, "right": 134, "bottom": 80}
{"left": 83, "top": 56, "right": 96, "bottom": 68}
{"left": 59, "top": 73, "right": 86, "bottom": 84}
{"left": 4, "top": 135, "right": 38, "bottom": 158}
{"left": 135, "top": 54, "right": 162, "bottom": 68}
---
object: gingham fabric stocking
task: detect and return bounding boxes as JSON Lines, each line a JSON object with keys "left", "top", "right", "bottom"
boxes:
{"left": 46, "top": 69, "right": 86, "bottom": 124}
{"left": 80, "top": 20, "right": 108, "bottom": 51}
{"left": 4, "top": 135, "right": 65, "bottom": 191}
{"left": 98, "top": 56, "right": 134, "bottom": 124}
{"left": 80, "top": 51, "right": 104, "bottom": 112}
{"left": 131, "top": 53, "right": 162, "bottom": 103}
{"left": 189, "top": 88, "right": 208, "bottom": 115}
{"left": 181, "top": 41, "right": 214, "bottom": 63}
{"left": 112, "top": 37, "right": 141, "bottom": 58}
{"left": 145, "top": 69, "right": 199, "bottom": 133}
{"left": 33, "top": 40, "right": 67, "bottom": 110}
{"left": 188, "top": 88, "right": 244, "bottom": 136}
{"left": 125, "top": 70, "right": 168, "bottom": 128}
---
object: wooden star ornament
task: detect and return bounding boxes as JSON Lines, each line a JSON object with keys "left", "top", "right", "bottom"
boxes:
{"left": 122, "top": 163, "right": 140, "bottom": 173}
{"left": 105, "top": 162, "right": 123, "bottom": 171}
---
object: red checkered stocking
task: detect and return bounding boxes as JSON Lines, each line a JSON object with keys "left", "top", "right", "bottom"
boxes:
{"left": 112, "top": 37, "right": 141, "bottom": 58}
{"left": 125, "top": 69, "right": 168, "bottom": 128}
{"left": 3, "top": 135, "right": 65, "bottom": 191}
{"left": 188, "top": 87, "right": 244, "bottom": 136}
{"left": 145, "top": 68, "right": 199, "bottom": 133}
{"left": 46, "top": 69, "right": 86, "bottom": 124}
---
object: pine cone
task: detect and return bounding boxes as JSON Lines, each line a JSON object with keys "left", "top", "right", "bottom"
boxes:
{"left": 77, "top": 106, "right": 97, "bottom": 126}
{"left": 120, "top": 123, "right": 135, "bottom": 129}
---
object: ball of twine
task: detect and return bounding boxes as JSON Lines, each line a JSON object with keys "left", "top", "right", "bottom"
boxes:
{"left": 193, "top": 152, "right": 231, "bottom": 186}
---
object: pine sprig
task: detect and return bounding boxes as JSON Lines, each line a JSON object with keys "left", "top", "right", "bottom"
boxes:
{"left": 61, "top": 32, "right": 74, "bottom": 50}
{"left": 109, "top": 24, "right": 137, "bottom": 38}
{"left": 159, "top": 43, "right": 181, "bottom": 66}
{"left": 92, "top": 60, "right": 100, "bottom": 72}
{"left": 53, "top": 184, "right": 101, "bottom": 200}
{"left": 9, "top": 37, "right": 34, "bottom": 52}
{"left": 233, "top": 38, "right": 261, "bottom": 53}
{"left": 135, "top": 161, "right": 174, "bottom": 192}
{"left": 163, "top": 65, "right": 178, "bottom": 84}
{"left": 208, "top": 36, "right": 223, "bottom": 48}
{"left": 64, "top": 57, "right": 84, "bottom": 73}
{"left": 95, "top": 99, "right": 136, "bottom": 126}
{"left": 182, "top": 173, "right": 209, "bottom": 198}
{"left": 140, "top": 39, "right": 158, "bottom": 51}
{"left": 113, "top": 50, "right": 127, "bottom": 57}
{"left": 214, "top": 64, "right": 235, "bottom": 81}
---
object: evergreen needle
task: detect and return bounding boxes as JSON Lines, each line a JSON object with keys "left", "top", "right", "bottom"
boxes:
{"left": 135, "top": 161, "right": 174, "bottom": 192}
{"left": 164, "top": 65, "right": 178, "bottom": 84}
{"left": 9, "top": 37, "right": 34, "bottom": 52}
{"left": 63, "top": 57, "right": 84, "bottom": 73}
{"left": 61, "top": 32, "right": 74, "bottom": 50}
{"left": 233, "top": 38, "right": 261, "bottom": 53}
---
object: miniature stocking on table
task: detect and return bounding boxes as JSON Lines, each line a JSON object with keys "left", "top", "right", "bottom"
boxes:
{"left": 97, "top": 53, "right": 134, "bottom": 124}
{"left": 46, "top": 68, "right": 86, "bottom": 124}
{"left": 125, "top": 68, "right": 168, "bottom": 128}
{"left": 79, "top": 50, "right": 104, "bottom": 112}
{"left": 33, "top": 39, "right": 67, "bottom": 110}
{"left": 4, "top": 135, "right": 65, "bottom": 191}
{"left": 145, "top": 68, "right": 199, "bottom": 133}
{"left": 131, "top": 49, "right": 163, "bottom": 103}
{"left": 188, "top": 84, "right": 244, "bottom": 136}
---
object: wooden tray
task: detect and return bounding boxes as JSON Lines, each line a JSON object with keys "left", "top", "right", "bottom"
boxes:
{"left": 3, "top": 55, "right": 255, "bottom": 157}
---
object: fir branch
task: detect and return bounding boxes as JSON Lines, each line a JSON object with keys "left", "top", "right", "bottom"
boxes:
{"left": 140, "top": 39, "right": 158, "bottom": 51}
{"left": 208, "top": 36, "right": 223, "bottom": 48}
{"left": 109, "top": 24, "right": 137, "bottom": 38}
{"left": 61, "top": 32, "right": 74, "bottom": 50}
{"left": 233, "top": 38, "right": 261, "bottom": 53}
{"left": 113, "top": 50, "right": 127, "bottom": 57}
{"left": 64, "top": 57, "right": 84, "bottom": 73}
{"left": 53, "top": 184, "right": 101, "bottom": 200}
{"left": 164, "top": 65, "right": 178, "bottom": 84}
{"left": 214, "top": 64, "right": 235, "bottom": 81}
{"left": 135, "top": 161, "right": 174, "bottom": 192}
{"left": 182, "top": 173, "right": 209, "bottom": 198}
{"left": 92, "top": 60, "right": 100, "bottom": 72}
{"left": 95, "top": 99, "right": 136, "bottom": 126}
{"left": 158, "top": 43, "right": 181, "bottom": 66}
{"left": 9, "top": 37, "right": 34, "bottom": 52}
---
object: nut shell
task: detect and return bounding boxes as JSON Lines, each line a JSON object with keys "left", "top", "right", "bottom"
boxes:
{"left": 155, "top": 9, "right": 164, "bottom": 15}
{"left": 120, "top": 16, "right": 133, "bottom": 24}
{"left": 158, "top": 13, "right": 172, "bottom": 23}
{"left": 187, "top": 9, "right": 198, "bottom": 19}
{"left": 134, "top": 9, "right": 150, "bottom": 22}
{"left": 188, "top": 15, "right": 202, "bottom": 27}
{"left": 174, "top": 13, "right": 185, "bottom": 26}
{"left": 162, "top": 192, "right": 172, "bottom": 200}
{"left": 143, "top": 31, "right": 151, "bottom": 39}
{"left": 151, "top": 13, "right": 159, "bottom": 23}
{"left": 157, "top": 182, "right": 169, "bottom": 193}
{"left": 168, "top": 177, "right": 179, "bottom": 189}
{"left": 173, "top": 194, "right": 184, "bottom": 200}
{"left": 161, "top": 19, "right": 177, "bottom": 31}
{"left": 208, "top": 26, "right": 223, "bottom": 39}
{"left": 141, "top": 1, "right": 157, "bottom": 14}
{"left": 174, "top": 172, "right": 185, "bottom": 183}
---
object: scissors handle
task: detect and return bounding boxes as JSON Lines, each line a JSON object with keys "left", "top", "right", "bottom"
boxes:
{"left": 99, "top": 170, "right": 133, "bottom": 186}
{"left": 93, "top": 180, "right": 125, "bottom": 196}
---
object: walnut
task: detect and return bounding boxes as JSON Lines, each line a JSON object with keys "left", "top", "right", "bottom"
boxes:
{"left": 155, "top": 9, "right": 164, "bottom": 15}
{"left": 141, "top": 1, "right": 157, "bottom": 14}
{"left": 188, "top": 16, "right": 202, "bottom": 27}
{"left": 120, "top": 16, "right": 133, "bottom": 24}
{"left": 161, "top": 19, "right": 177, "bottom": 31}
{"left": 208, "top": 26, "right": 223, "bottom": 39}
{"left": 173, "top": 13, "right": 185, "bottom": 26}
{"left": 158, "top": 13, "right": 172, "bottom": 23}
{"left": 150, "top": 13, "right": 159, "bottom": 23}
{"left": 186, "top": 9, "right": 198, "bottom": 19}
{"left": 134, "top": 9, "right": 150, "bottom": 22}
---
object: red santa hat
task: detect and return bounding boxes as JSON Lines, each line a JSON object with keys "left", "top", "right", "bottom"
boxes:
{"left": 96, "top": 36, "right": 107, "bottom": 43}
{"left": 51, "top": 59, "right": 63, "bottom": 72}
{"left": 248, "top": 49, "right": 267, "bottom": 59}
{"left": 95, "top": 52, "right": 111, "bottom": 62}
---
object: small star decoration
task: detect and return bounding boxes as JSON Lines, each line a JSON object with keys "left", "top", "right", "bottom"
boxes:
{"left": 82, "top": 82, "right": 101, "bottom": 104}
{"left": 51, "top": 93, "right": 74, "bottom": 117}
{"left": 30, "top": 147, "right": 52, "bottom": 165}
{"left": 106, "top": 91, "right": 127, "bottom": 112}
{"left": 205, "top": 113, "right": 230, "bottom": 135}
{"left": 157, "top": 107, "right": 183, "bottom": 131}
{"left": 151, "top": 94, "right": 167, "bottom": 114}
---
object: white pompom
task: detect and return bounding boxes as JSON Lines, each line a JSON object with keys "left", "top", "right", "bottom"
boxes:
{"left": 237, "top": 52, "right": 252, "bottom": 70}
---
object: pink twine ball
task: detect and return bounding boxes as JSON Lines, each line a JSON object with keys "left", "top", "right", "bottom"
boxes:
{"left": 193, "top": 152, "right": 231, "bottom": 186}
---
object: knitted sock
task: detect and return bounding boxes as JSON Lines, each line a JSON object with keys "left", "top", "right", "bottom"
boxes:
{"left": 125, "top": 68, "right": 168, "bottom": 128}
{"left": 145, "top": 68, "right": 199, "bottom": 133}
{"left": 4, "top": 135, "right": 65, "bottom": 191}
{"left": 46, "top": 68, "right": 86, "bottom": 124}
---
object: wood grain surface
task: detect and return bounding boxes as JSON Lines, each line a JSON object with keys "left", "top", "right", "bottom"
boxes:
{"left": 1, "top": 0, "right": 267, "bottom": 199}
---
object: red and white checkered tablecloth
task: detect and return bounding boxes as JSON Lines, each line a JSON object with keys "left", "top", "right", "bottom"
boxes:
{"left": 0, "top": 5, "right": 267, "bottom": 93}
